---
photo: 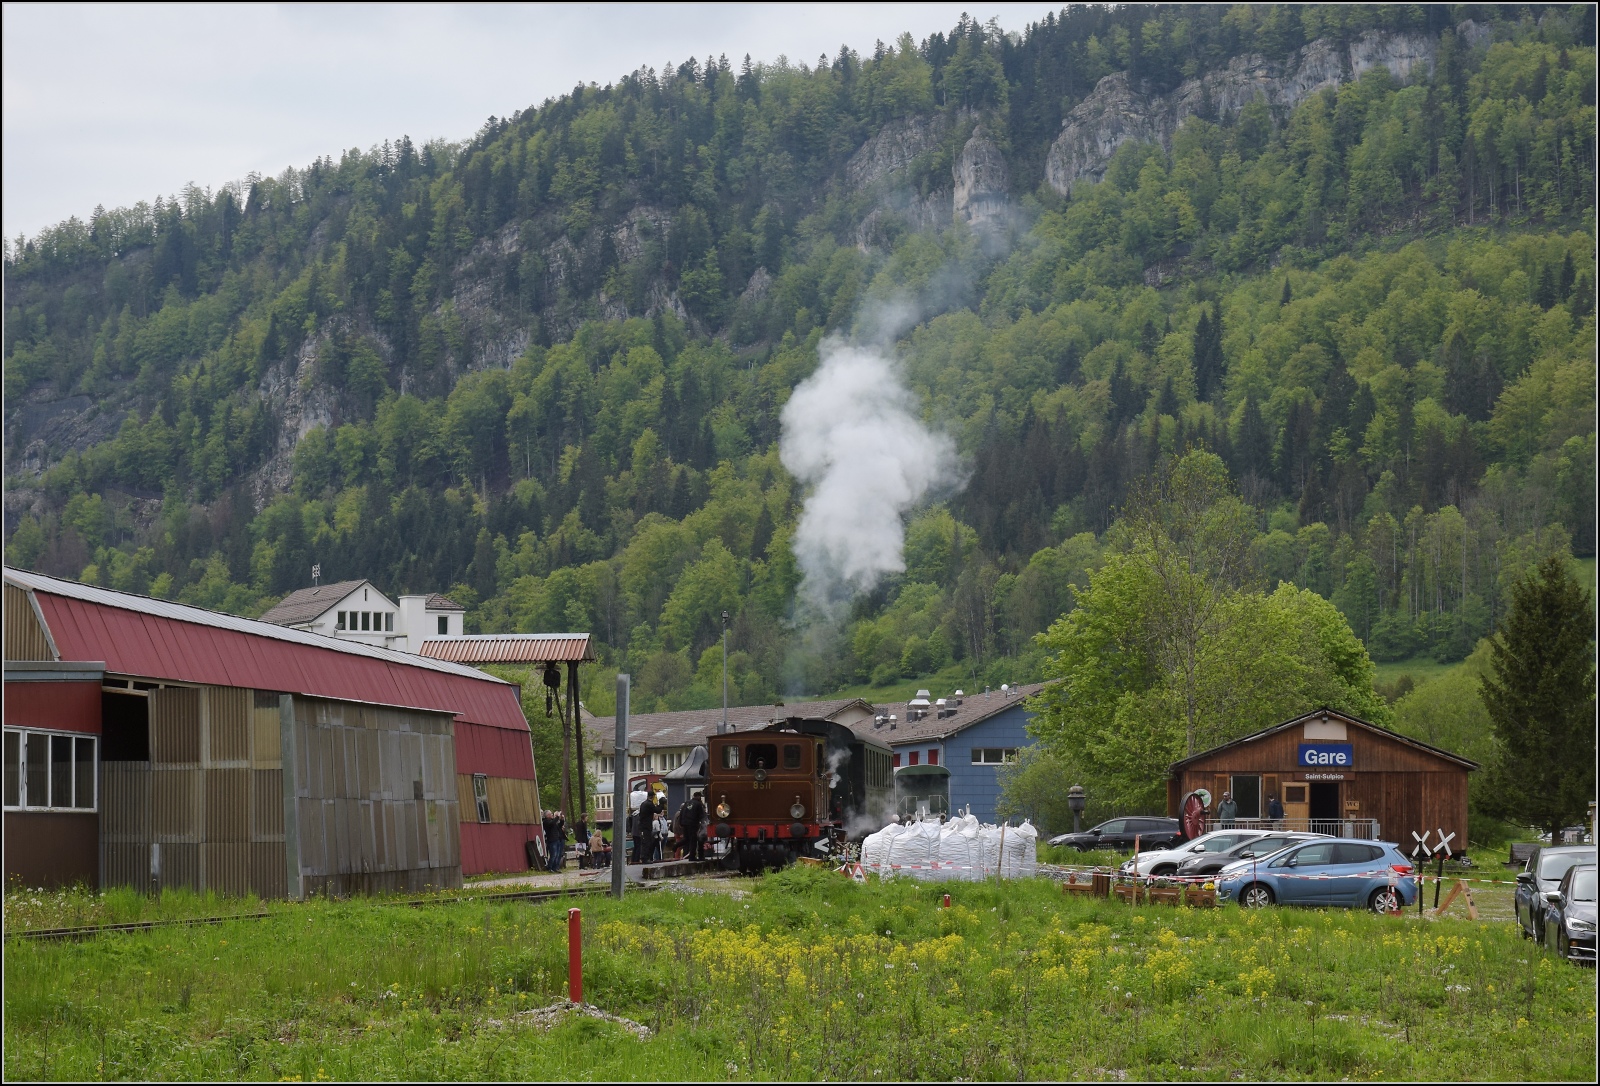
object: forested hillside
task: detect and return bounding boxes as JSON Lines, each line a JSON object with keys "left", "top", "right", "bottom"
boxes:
{"left": 5, "top": 4, "right": 1595, "bottom": 715}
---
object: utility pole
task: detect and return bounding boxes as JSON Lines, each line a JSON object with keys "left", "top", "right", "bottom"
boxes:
{"left": 569, "top": 661, "right": 586, "bottom": 826}
{"left": 719, "top": 610, "right": 729, "bottom": 734}
{"left": 612, "top": 674, "right": 629, "bottom": 900}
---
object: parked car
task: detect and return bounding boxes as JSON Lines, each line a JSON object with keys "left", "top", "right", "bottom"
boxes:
{"left": 1215, "top": 839, "right": 1418, "bottom": 912}
{"left": 1119, "top": 830, "right": 1274, "bottom": 877}
{"left": 1516, "top": 845, "right": 1598, "bottom": 944}
{"left": 1049, "top": 816, "right": 1182, "bottom": 852}
{"left": 1542, "top": 864, "right": 1597, "bottom": 965}
{"left": 1537, "top": 826, "right": 1593, "bottom": 845}
{"left": 1175, "top": 832, "right": 1327, "bottom": 878}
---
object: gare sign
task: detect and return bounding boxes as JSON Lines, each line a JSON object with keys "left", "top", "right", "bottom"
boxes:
{"left": 1298, "top": 742, "right": 1353, "bottom": 767}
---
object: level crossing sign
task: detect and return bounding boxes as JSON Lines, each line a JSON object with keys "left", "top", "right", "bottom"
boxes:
{"left": 1411, "top": 830, "right": 1434, "bottom": 860}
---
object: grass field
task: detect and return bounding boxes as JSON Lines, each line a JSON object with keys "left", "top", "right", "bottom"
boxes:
{"left": 1370, "top": 656, "right": 1464, "bottom": 692}
{"left": 5, "top": 867, "right": 1594, "bottom": 1082}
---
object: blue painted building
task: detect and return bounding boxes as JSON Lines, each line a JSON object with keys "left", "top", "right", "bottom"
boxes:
{"left": 851, "top": 683, "right": 1044, "bottom": 824}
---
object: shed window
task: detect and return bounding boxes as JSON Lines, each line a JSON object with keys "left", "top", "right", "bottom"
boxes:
{"left": 4, "top": 728, "right": 96, "bottom": 811}
{"left": 472, "top": 774, "right": 490, "bottom": 824}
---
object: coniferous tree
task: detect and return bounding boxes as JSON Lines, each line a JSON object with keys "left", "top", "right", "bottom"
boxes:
{"left": 1192, "top": 303, "right": 1224, "bottom": 403}
{"left": 1232, "top": 394, "right": 1273, "bottom": 483}
{"left": 1479, "top": 556, "right": 1596, "bottom": 842}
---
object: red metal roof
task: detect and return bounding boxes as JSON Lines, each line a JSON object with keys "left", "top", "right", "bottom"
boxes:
{"left": 6, "top": 569, "right": 529, "bottom": 732}
{"left": 418, "top": 634, "right": 594, "bottom": 664}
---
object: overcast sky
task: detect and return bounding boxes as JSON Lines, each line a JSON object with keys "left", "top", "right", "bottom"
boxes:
{"left": 3, "top": 3, "right": 1065, "bottom": 241}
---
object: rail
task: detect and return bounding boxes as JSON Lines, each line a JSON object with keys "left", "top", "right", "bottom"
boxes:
{"left": 1200, "top": 817, "right": 1382, "bottom": 839}
{"left": 7, "top": 883, "right": 621, "bottom": 943}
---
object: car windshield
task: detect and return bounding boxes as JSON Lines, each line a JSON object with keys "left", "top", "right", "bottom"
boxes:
{"left": 1571, "top": 869, "right": 1597, "bottom": 902}
{"left": 1539, "top": 850, "right": 1597, "bottom": 882}
{"left": 1192, "top": 833, "right": 1253, "bottom": 852}
{"left": 1226, "top": 835, "right": 1289, "bottom": 856}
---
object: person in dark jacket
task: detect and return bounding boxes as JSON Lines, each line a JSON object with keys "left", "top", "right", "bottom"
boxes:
{"left": 541, "top": 810, "right": 558, "bottom": 871}
{"left": 634, "top": 793, "right": 657, "bottom": 864}
{"left": 1266, "top": 793, "right": 1285, "bottom": 829}
{"left": 548, "top": 810, "right": 567, "bottom": 871}
{"left": 681, "top": 792, "right": 707, "bottom": 861}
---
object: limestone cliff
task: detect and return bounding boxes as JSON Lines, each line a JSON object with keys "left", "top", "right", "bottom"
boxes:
{"left": 1046, "top": 30, "right": 1439, "bottom": 197}
{"left": 952, "top": 124, "right": 1011, "bottom": 232}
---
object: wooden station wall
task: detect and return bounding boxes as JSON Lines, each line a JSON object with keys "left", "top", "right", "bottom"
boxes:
{"left": 1169, "top": 720, "right": 1470, "bottom": 850}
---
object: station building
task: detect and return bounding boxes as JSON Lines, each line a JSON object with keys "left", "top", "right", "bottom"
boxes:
{"left": 1166, "top": 707, "right": 1477, "bottom": 854}
{"left": 3, "top": 568, "right": 544, "bottom": 894}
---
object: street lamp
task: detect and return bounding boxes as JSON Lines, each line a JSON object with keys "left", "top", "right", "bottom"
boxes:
{"left": 1067, "top": 784, "right": 1086, "bottom": 834}
{"left": 719, "top": 610, "right": 730, "bottom": 734}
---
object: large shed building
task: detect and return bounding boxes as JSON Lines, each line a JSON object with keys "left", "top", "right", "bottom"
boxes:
{"left": 1166, "top": 708, "right": 1477, "bottom": 854}
{"left": 3, "top": 568, "right": 543, "bottom": 895}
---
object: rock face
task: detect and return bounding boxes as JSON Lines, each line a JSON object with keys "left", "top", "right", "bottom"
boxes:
{"left": 845, "top": 113, "right": 955, "bottom": 191}
{"left": 1046, "top": 30, "right": 1439, "bottom": 196}
{"left": 953, "top": 124, "right": 1010, "bottom": 231}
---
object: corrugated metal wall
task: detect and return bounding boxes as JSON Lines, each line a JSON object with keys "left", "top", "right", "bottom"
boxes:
{"left": 99, "top": 685, "right": 462, "bottom": 899}
{"left": 291, "top": 697, "right": 462, "bottom": 897}
{"left": 102, "top": 685, "right": 291, "bottom": 899}
{"left": 455, "top": 773, "right": 539, "bottom": 825}
{"left": 3, "top": 582, "right": 54, "bottom": 660}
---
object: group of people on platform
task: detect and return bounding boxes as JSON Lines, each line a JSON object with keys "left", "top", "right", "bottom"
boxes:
{"left": 628, "top": 788, "right": 707, "bottom": 863}
{"left": 532, "top": 789, "right": 707, "bottom": 872}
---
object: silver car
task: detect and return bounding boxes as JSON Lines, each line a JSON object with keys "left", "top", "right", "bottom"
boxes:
{"left": 1118, "top": 830, "right": 1273, "bottom": 877}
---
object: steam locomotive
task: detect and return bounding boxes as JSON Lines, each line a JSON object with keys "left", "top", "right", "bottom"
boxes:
{"left": 704, "top": 717, "right": 894, "bottom": 872}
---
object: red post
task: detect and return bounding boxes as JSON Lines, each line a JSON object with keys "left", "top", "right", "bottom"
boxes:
{"left": 567, "top": 907, "right": 583, "bottom": 1004}
{"left": 942, "top": 893, "right": 951, "bottom": 909}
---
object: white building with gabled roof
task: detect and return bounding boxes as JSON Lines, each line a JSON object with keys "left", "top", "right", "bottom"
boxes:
{"left": 259, "top": 580, "right": 465, "bottom": 652}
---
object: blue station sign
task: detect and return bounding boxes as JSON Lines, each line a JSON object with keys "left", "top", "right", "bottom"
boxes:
{"left": 1298, "top": 742, "right": 1354, "bottom": 768}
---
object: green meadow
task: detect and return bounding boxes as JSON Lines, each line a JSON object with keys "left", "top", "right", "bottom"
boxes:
{"left": 4, "top": 868, "right": 1594, "bottom": 1081}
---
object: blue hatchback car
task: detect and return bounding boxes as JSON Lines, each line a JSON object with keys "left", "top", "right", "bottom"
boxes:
{"left": 1214, "top": 839, "right": 1418, "bottom": 912}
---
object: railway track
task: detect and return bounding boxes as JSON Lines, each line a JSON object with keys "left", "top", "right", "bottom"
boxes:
{"left": 8, "top": 882, "right": 622, "bottom": 943}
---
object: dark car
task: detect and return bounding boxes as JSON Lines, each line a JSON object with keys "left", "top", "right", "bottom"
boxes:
{"left": 1542, "top": 864, "right": 1596, "bottom": 965}
{"left": 1049, "top": 816, "right": 1181, "bottom": 852}
{"left": 1175, "top": 832, "right": 1326, "bottom": 877}
{"left": 1516, "top": 845, "right": 1598, "bottom": 943}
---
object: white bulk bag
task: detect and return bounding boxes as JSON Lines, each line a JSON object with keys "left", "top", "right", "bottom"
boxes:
{"left": 999, "top": 819, "right": 1039, "bottom": 879}
{"left": 886, "top": 819, "right": 941, "bottom": 879}
{"left": 860, "top": 822, "right": 904, "bottom": 877}
{"left": 938, "top": 814, "right": 983, "bottom": 882}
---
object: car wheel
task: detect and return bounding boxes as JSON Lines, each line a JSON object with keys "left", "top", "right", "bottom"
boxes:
{"left": 1151, "top": 864, "right": 1177, "bottom": 876}
{"left": 1368, "top": 887, "right": 1402, "bottom": 914}
{"left": 1240, "top": 884, "right": 1274, "bottom": 909}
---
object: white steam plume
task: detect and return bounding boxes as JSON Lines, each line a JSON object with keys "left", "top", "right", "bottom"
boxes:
{"left": 779, "top": 337, "right": 961, "bottom": 615}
